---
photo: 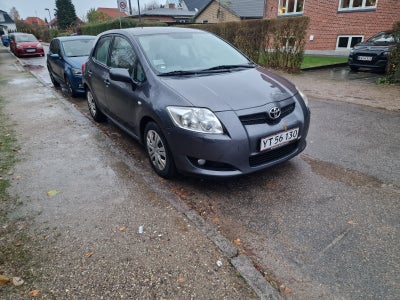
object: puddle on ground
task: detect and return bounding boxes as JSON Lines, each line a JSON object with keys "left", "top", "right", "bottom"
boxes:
{"left": 23, "top": 64, "right": 44, "bottom": 70}
{"left": 302, "top": 154, "right": 383, "bottom": 188}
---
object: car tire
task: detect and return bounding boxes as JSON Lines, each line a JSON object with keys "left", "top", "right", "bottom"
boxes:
{"left": 350, "top": 66, "right": 359, "bottom": 72}
{"left": 65, "top": 75, "right": 77, "bottom": 98}
{"left": 49, "top": 72, "right": 60, "bottom": 88}
{"left": 87, "top": 89, "right": 106, "bottom": 122}
{"left": 144, "top": 122, "right": 176, "bottom": 179}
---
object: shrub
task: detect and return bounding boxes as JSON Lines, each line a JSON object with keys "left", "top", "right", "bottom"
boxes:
{"left": 187, "top": 17, "right": 309, "bottom": 72}
{"left": 385, "top": 21, "right": 400, "bottom": 83}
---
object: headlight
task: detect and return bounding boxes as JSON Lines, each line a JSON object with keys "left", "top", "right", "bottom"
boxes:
{"left": 382, "top": 51, "right": 390, "bottom": 57}
{"left": 16, "top": 44, "right": 23, "bottom": 49}
{"left": 167, "top": 106, "right": 223, "bottom": 134}
{"left": 37, "top": 43, "right": 43, "bottom": 48}
{"left": 297, "top": 88, "right": 309, "bottom": 107}
{"left": 72, "top": 68, "right": 82, "bottom": 76}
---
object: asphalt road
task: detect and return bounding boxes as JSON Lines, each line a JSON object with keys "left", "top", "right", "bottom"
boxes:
{"left": 15, "top": 49, "right": 400, "bottom": 299}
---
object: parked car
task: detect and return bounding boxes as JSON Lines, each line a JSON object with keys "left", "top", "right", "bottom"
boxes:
{"left": 1, "top": 34, "right": 9, "bottom": 47}
{"left": 9, "top": 33, "right": 44, "bottom": 57}
{"left": 47, "top": 35, "right": 95, "bottom": 97}
{"left": 348, "top": 31, "right": 397, "bottom": 72}
{"left": 82, "top": 27, "right": 310, "bottom": 178}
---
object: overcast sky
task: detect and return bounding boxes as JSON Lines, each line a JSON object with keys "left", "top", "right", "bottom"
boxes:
{"left": 0, "top": 0, "right": 163, "bottom": 20}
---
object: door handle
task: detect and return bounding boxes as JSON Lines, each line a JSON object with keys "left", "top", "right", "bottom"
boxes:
{"left": 104, "top": 79, "right": 110, "bottom": 86}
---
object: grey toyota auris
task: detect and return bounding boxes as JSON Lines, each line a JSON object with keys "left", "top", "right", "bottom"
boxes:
{"left": 82, "top": 27, "right": 310, "bottom": 178}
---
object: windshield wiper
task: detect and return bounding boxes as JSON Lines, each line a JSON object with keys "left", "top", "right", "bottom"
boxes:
{"left": 202, "top": 63, "right": 256, "bottom": 72}
{"left": 158, "top": 70, "right": 199, "bottom": 76}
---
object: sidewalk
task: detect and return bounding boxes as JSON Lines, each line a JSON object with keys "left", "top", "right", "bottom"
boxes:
{"left": 0, "top": 49, "right": 267, "bottom": 298}
{"left": 281, "top": 70, "right": 400, "bottom": 111}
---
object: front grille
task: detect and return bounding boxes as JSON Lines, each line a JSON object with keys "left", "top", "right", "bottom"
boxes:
{"left": 249, "top": 141, "right": 298, "bottom": 167}
{"left": 239, "top": 103, "right": 295, "bottom": 125}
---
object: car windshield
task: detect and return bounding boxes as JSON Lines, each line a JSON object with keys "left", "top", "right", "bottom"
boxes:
{"left": 137, "top": 32, "right": 251, "bottom": 74}
{"left": 62, "top": 39, "right": 95, "bottom": 57}
{"left": 16, "top": 35, "right": 37, "bottom": 42}
{"left": 368, "top": 32, "right": 394, "bottom": 43}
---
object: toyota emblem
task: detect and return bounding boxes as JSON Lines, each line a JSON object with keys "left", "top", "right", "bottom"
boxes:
{"left": 268, "top": 106, "right": 281, "bottom": 120}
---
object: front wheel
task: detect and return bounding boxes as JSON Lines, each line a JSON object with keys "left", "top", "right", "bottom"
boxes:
{"left": 65, "top": 76, "right": 77, "bottom": 98}
{"left": 144, "top": 122, "right": 176, "bottom": 179}
{"left": 350, "top": 66, "right": 359, "bottom": 72}
{"left": 49, "top": 72, "right": 60, "bottom": 88}
{"left": 87, "top": 89, "right": 106, "bottom": 122}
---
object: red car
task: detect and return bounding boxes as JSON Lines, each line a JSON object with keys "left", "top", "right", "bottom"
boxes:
{"left": 9, "top": 33, "right": 44, "bottom": 57}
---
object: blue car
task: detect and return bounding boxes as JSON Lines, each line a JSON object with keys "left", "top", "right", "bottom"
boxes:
{"left": 47, "top": 35, "right": 95, "bottom": 97}
{"left": 1, "top": 34, "right": 9, "bottom": 47}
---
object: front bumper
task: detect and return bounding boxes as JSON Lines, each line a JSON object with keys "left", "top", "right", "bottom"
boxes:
{"left": 16, "top": 48, "right": 44, "bottom": 57}
{"left": 165, "top": 97, "right": 310, "bottom": 177}
{"left": 348, "top": 54, "right": 388, "bottom": 70}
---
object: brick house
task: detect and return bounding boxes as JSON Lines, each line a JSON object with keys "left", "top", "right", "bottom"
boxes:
{"left": 131, "top": 3, "right": 195, "bottom": 23}
{"left": 97, "top": 8, "right": 128, "bottom": 19}
{"left": 265, "top": 0, "right": 400, "bottom": 53}
{"left": 24, "top": 17, "right": 46, "bottom": 27}
{"left": 194, "top": 0, "right": 264, "bottom": 23}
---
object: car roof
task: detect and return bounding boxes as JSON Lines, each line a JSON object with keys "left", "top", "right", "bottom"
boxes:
{"left": 101, "top": 26, "right": 203, "bottom": 37}
{"left": 56, "top": 35, "right": 96, "bottom": 41}
{"left": 12, "top": 32, "right": 34, "bottom": 36}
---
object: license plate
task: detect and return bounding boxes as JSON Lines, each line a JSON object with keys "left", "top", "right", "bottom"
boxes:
{"left": 357, "top": 56, "right": 372, "bottom": 61}
{"left": 26, "top": 49, "right": 36, "bottom": 53}
{"left": 260, "top": 128, "right": 299, "bottom": 151}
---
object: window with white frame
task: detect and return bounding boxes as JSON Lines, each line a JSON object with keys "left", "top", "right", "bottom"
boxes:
{"left": 336, "top": 35, "right": 363, "bottom": 49}
{"left": 338, "top": 0, "right": 377, "bottom": 11}
{"left": 278, "top": 0, "right": 304, "bottom": 15}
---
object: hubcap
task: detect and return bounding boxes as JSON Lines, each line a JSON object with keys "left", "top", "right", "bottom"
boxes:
{"left": 87, "top": 92, "right": 96, "bottom": 116}
{"left": 146, "top": 130, "right": 167, "bottom": 171}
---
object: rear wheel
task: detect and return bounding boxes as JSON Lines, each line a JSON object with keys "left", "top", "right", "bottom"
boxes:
{"left": 87, "top": 89, "right": 106, "bottom": 122}
{"left": 144, "top": 122, "right": 176, "bottom": 179}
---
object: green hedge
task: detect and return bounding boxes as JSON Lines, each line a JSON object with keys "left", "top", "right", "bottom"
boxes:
{"left": 80, "top": 18, "right": 167, "bottom": 36}
{"left": 385, "top": 21, "right": 400, "bottom": 83}
{"left": 187, "top": 17, "right": 309, "bottom": 72}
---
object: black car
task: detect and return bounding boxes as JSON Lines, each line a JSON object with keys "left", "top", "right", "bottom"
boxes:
{"left": 348, "top": 31, "right": 397, "bottom": 72}
{"left": 82, "top": 27, "right": 310, "bottom": 178}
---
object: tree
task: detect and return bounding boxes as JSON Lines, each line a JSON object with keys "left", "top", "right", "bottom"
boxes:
{"left": 86, "top": 8, "right": 111, "bottom": 24}
{"left": 55, "top": 0, "right": 78, "bottom": 30}
{"left": 9, "top": 7, "right": 20, "bottom": 21}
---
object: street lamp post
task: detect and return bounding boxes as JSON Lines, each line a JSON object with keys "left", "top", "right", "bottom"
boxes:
{"left": 45, "top": 8, "right": 52, "bottom": 28}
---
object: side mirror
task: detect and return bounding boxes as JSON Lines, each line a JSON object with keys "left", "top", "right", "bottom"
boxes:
{"left": 39, "top": 40, "right": 43, "bottom": 42}
{"left": 50, "top": 53, "right": 60, "bottom": 59}
{"left": 109, "top": 68, "right": 144, "bottom": 90}
{"left": 109, "top": 68, "right": 131, "bottom": 83}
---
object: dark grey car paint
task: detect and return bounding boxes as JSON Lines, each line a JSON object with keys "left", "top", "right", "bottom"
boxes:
{"left": 83, "top": 27, "right": 310, "bottom": 177}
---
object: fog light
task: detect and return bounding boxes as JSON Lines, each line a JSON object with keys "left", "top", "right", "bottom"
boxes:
{"left": 197, "top": 159, "right": 206, "bottom": 166}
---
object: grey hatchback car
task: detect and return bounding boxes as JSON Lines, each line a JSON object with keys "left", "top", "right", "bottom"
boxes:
{"left": 82, "top": 27, "right": 310, "bottom": 178}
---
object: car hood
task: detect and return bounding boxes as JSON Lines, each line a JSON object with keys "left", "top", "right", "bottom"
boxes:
{"left": 64, "top": 56, "right": 89, "bottom": 69}
{"left": 19, "top": 42, "right": 41, "bottom": 48}
{"left": 354, "top": 41, "right": 394, "bottom": 51}
{"left": 159, "top": 67, "right": 297, "bottom": 112}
